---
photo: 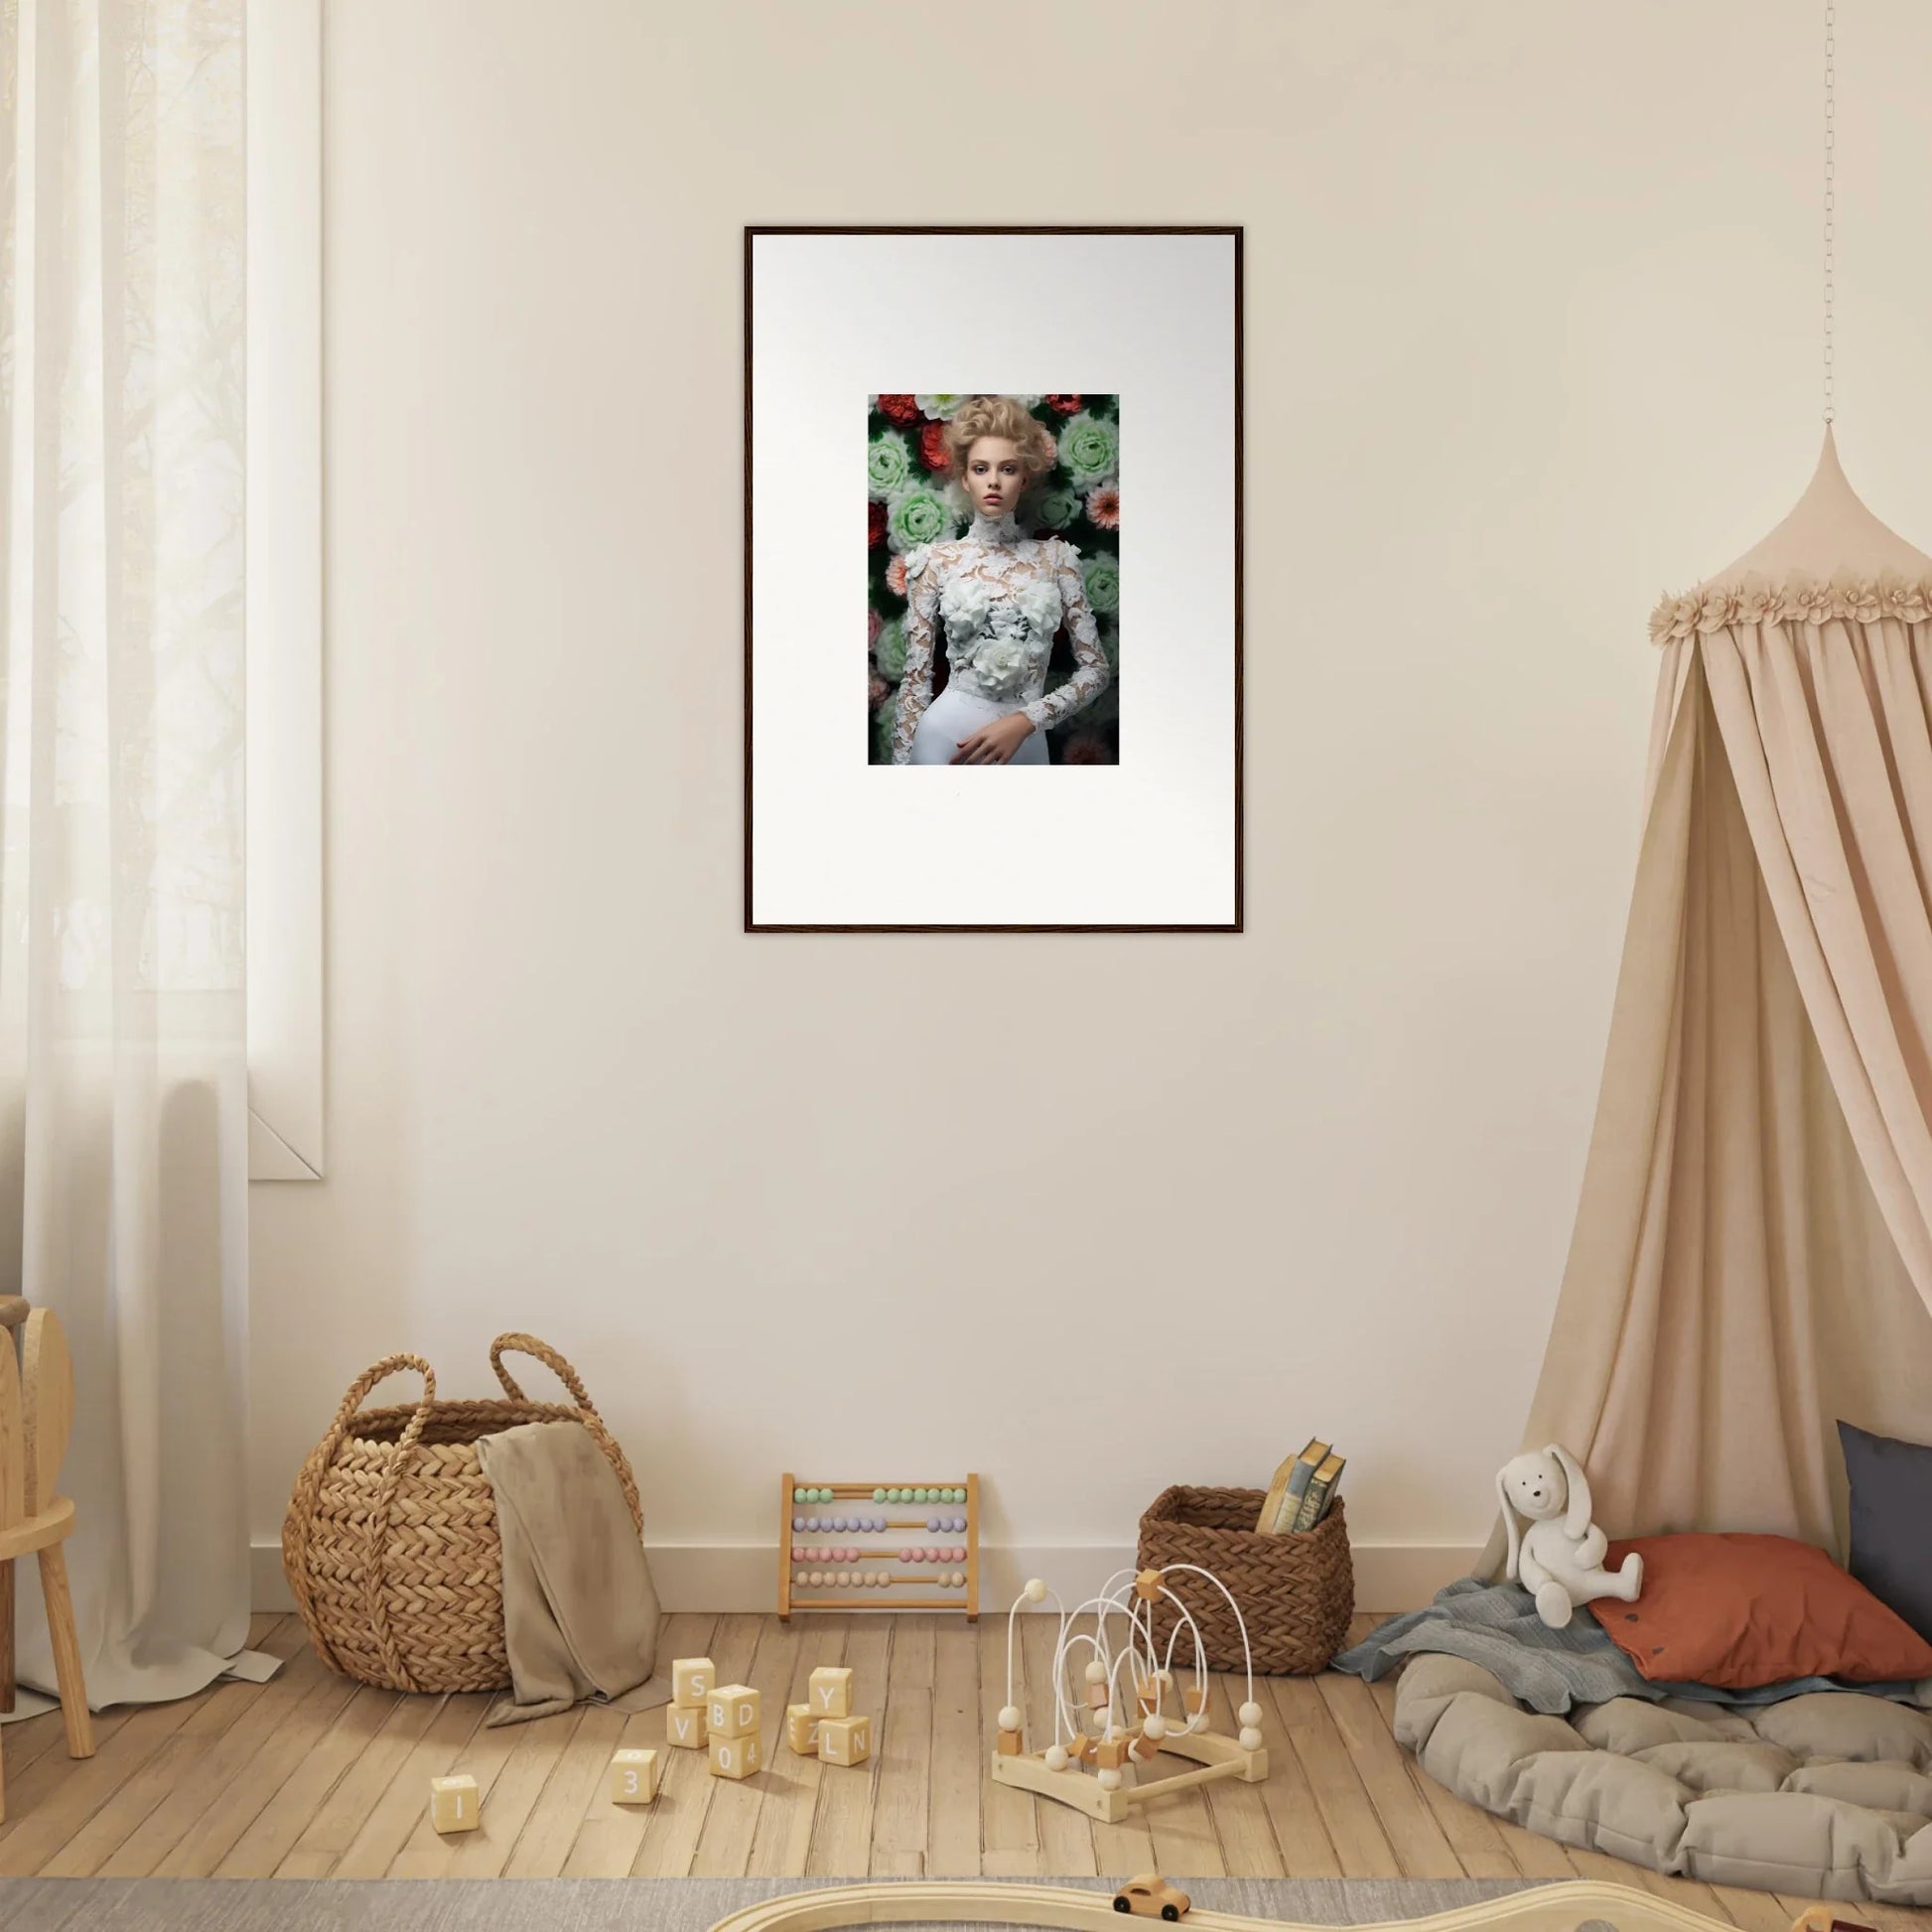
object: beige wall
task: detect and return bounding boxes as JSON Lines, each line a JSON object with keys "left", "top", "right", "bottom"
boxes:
{"left": 250, "top": 0, "right": 1932, "bottom": 1605}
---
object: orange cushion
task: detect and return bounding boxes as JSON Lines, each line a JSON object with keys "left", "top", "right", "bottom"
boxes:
{"left": 1587, "top": 1532, "right": 1932, "bottom": 1688}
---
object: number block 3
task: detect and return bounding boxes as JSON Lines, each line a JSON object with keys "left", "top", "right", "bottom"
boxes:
{"left": 609, "top": 1747, "right": 659, "bottom": 1805}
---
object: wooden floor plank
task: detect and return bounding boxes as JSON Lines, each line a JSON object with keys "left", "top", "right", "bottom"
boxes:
{"left": 868, "top": 1615, "right": 931, "bottom": 1877}
{"left": 382, "top": 1704, "right": 581, "bottom": 1880}
{"left": 214, "top": 1683, "right": 405, "bottom": 1877}
{"left": 44, "top": 1621, "right": 314, "bottom": 1877}
{"left": 976, "top": 1606, "right": 1041, "bottom": 1877}
{"left": 926, "top": 1617, "right": 982, "bottom": 1878}
{"left": 271, "top": 1690, "right": 445, "bottom": 1878}
{"left": 1017, "top": 1610, "right": 1097, "bottom": 1878}
{"left": 630, "top": 1612, "right": 747, "bottom": 1878}
{"left": 746, "top": 1620, "right": 844, "bottom": 1878}
{"left": 804, "top": 1618, "right": 889, "bottom": 1878}
{"left": 1265, "top": 1674, "right": 1399, "bottom": 1876}
{"left": 685, "top": 1612, "right": 793, "bottom": 1880}
{"left": 4, "top": 1600, "right": 1922, "bottom": 1920}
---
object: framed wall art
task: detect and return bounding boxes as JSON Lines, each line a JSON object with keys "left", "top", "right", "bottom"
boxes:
{"left": 744, "top": 224, "right": 1242, "bottom": 932}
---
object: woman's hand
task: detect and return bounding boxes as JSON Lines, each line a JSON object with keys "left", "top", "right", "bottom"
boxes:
{"left": 950, "top": 713, "right": 1036, "bottom": 764}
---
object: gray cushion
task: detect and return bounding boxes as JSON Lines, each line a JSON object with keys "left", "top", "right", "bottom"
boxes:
{"left": 1841, "top": 1420, "right": 1932, "bottom": 1646}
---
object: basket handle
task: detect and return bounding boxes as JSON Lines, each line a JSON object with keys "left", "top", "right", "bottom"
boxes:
{"left": 487, "top": 1332, "right": 643, "bottom": 1538}
{"left": 283, "top": 1353, "right": 436, "bottom": 1691}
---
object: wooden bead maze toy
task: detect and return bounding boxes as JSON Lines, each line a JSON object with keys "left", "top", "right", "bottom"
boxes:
{"left": 989, "top": 1564, "right": 1267, "bottom": 1824}
{"left": 776, "top": 1473, "right": 980, "bottom": 1620}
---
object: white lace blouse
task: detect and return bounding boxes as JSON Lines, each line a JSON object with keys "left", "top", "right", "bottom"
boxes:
{"left": 889, "top": 508, "right": 1111, "bottom": 765}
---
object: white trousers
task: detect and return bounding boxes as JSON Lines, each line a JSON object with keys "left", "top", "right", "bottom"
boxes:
{"left": 907, "top": 685, "right": 1048, "bottom": 765}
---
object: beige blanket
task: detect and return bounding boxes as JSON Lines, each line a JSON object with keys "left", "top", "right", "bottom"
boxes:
{"left": 475, "top": 1419, "right": 672, "bottom": 1725}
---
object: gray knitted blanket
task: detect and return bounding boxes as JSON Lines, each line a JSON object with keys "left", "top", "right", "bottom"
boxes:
{"left": 1334, "top": 1576, "right": 1931, "bottom": 1715}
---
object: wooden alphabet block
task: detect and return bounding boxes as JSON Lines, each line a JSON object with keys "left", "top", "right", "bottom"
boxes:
{"left": 706, "top": 1684, "right": 760, "bottom": 1740}
{"left": 609, "top": 1747, "right": 658, "bottom": 1805}
{"left": 666, "top": 1703, "right": 709, "bottom": 1750}
{"left": 708, "top": 1728, "right": 762, "bottom": 1780}
{"left": 808, "top": 1665, "right": 853, "bottom": 1720}
{"left": 429, "top": 1774, "right": 481, "bottom": 1834}
{"left": 1094, "top": 1734, "right": 1129, "bottom": 1769}
{"left": 818, "top": 1714, "right": 872, "bottom": 1766}
{"left": 996, "top": 1725, "right": 1023, "bottom": 1756}
{"left": 785, "top": 1702, "right": 821, "bottom": 1755}
{"left": 673, "top": 1656, "right": 717, "bottom": 1709}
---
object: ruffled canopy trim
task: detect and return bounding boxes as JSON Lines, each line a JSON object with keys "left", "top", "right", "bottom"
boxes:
{"left": 1649, "top": 572, "right": 1932, "bottom": 644}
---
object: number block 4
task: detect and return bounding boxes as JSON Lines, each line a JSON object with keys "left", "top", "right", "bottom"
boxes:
{"left": 709, "top": 1728, "right": 762, "bottom": 1781}
{"left": 609, "top": 1747, "right": 658, "bottom": 1805}
{"left": 429, "top": 1773, "right": 481, "bottom": 1835}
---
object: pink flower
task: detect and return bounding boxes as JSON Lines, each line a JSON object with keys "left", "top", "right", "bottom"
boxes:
{"left": 887, "top": 554, "right": 909, "bottom": 597}
{"left": 1060, "top": 732, "right": 1112, "bottom": 764}
{"left": 869, "top": 607, "right": 884, "bottom": 646}
{"left": 869, "top": 673, "right": 890, "bottom": 709}
{"left": 1086, "top": 484, "right": 1120, "bottom": 530}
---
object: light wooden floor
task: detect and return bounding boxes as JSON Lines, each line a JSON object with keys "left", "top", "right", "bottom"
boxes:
{"left": 0, "top": 1610, "right": 1924, "bottom": 1929}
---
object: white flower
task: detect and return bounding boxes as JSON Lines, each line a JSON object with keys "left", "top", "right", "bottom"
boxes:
{"left": 940, "top": 574, "right": 997, "bottom": 638}
{"left": 915, "top": 394, "right": 966, "bottom": 419}
{"left": 972, "top": 636, "right": 1031, "bottom": 698}
{"left": 1015, "top": 579, "right": 1062, "bottom": 638}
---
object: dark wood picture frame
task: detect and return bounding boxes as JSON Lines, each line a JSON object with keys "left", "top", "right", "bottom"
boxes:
{"left": 744, "top": 223, "right": 1243, "bottom": 933}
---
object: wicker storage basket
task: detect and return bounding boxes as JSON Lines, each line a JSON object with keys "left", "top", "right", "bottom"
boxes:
{"left": 281, "top": 1333, "right": 641, "bottom": 1694}
{"left": 1137, "top": 1484, "right": 1353, "bottom": 1676}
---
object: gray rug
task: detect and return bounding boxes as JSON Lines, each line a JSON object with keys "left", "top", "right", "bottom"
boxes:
{"left": 0, "top": 1874, "right": 1556, "bottom": 1931}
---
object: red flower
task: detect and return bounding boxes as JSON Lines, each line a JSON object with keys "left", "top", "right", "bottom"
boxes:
{"left": 919, "top": 421, "right": 952, "bottom": 473}
{"left": 1061, "top": 732, "right": 1111, "bottom": 764}
{"left": 876, "top": 395, "right": 920, "bottom": 425}
{"left": 1045, "top": 394, "right": 1082, "bottom": 414}
{"left": 868, "top": 501, "right": 887, "bottom": 549}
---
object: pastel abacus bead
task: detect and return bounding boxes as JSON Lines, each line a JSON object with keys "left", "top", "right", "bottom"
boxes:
{"left": 872, "top": 1487, "right": 886, "bottom": 1503}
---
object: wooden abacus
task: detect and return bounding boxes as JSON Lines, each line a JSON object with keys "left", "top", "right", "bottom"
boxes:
{"left": 776, "top": 1472, "right": 980, "bottom": 1621}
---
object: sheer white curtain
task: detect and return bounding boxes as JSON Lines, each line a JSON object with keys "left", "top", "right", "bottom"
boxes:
{"left": 0, "top": 0, "right": 255, "bottom": 1711}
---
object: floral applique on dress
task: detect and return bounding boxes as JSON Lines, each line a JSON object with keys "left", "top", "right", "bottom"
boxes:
{"left": 890, "top": 508, "right": 1111, "bottom": 765}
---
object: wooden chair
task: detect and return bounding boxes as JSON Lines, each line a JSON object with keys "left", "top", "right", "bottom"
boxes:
{"left": 0, "top": 1300, "right": 94, "bottom": 1823}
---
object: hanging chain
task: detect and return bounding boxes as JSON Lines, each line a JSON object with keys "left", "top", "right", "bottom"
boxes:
{"left": 1823, "top": 0, "right": 1836, "bottom": 423}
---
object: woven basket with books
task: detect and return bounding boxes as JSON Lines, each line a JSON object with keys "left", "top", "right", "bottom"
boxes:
{"left": 1136, "top": 1483, "right": 1354, "bottom": 1675}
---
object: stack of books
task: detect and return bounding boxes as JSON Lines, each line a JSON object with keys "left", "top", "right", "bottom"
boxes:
{"left": 1256, "top": 1438, "right": 1346, "bottom": 1535}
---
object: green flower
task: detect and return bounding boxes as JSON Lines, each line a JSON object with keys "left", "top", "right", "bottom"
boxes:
{"left": 1082, "top": 549, "right": 1120, "bottom": 618}
{"left": 867, "top": 430, "right": 913, "bottom": 501}
{"left": 1032, "top": 484, "right": 1081, "bottom": 531}
{"left": 874, "top": 616, "right": 907, "bottom": 682}
{"left": 887, "top": 480, "right": 955, "bottom": 551}
{"left": 1057, "top": 412, "right": 1118, "bottom": 486}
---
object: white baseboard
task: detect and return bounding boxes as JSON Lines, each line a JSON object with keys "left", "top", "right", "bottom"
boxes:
{"left": 254, "top": 1538, "right": 1478, "bottom": 1619}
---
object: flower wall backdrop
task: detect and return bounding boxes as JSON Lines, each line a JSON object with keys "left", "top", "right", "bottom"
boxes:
{"left": 867, "top": 393, "right": 1121, "bottom": 764}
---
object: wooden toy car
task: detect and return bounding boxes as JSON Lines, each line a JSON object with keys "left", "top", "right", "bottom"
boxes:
{"left": 1113, "top": 1872, "right": 1190, "bottom": 1919}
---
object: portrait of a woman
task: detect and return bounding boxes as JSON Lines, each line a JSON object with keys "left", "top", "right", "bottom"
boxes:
{"left": 884, "top": 394, "right": 1115, "bottom": 766}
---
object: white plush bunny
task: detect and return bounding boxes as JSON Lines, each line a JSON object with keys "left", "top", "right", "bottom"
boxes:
{"left": 1496, "top": 1445, "right": 1643, "bottom": 1630}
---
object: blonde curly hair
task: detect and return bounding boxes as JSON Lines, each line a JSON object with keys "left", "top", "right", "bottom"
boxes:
{"left": 941, "top": 395, "right": 1057, "bottom": 491}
